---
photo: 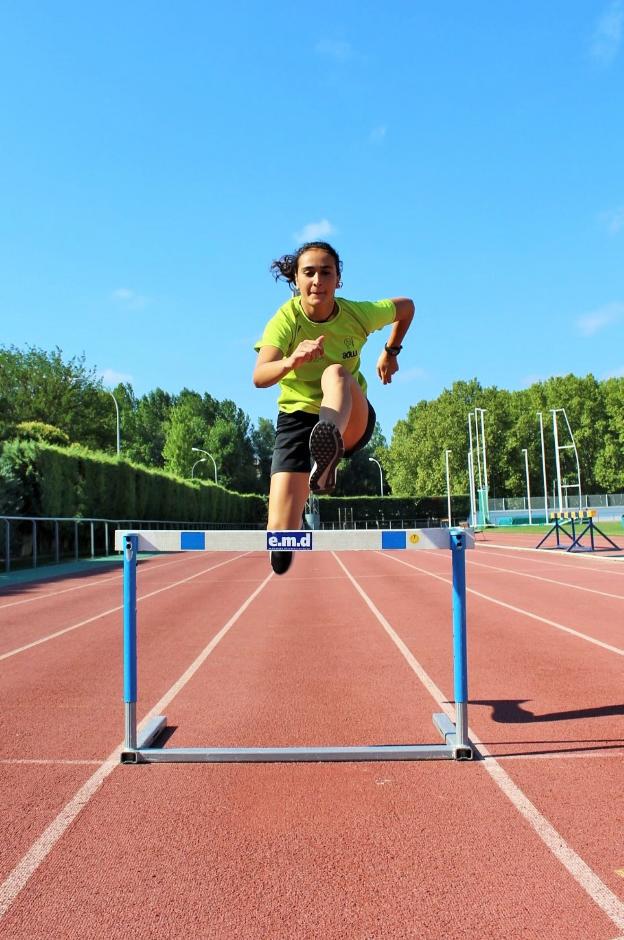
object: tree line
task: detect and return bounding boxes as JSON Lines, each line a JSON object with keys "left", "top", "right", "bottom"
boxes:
{"left": 385, "top": 375, "right": 624, "bottom": 498}
{"left": 1, "top": 346, "right": 622, "bottom": 498}
{"left": 0, "top": 346, "right": 385, "bottom": 496}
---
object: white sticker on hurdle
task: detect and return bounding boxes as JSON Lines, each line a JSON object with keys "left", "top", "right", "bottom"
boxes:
{"left": 114, "top": 528, "right": 475, "bottom": 553}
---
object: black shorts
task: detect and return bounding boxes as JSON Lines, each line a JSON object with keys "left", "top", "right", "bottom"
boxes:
{"left": 270, "top": 403, "right": 376, "bottom": 475}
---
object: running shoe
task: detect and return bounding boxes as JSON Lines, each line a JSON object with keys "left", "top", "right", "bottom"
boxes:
{"left": 270, "top": 550, "right": 293, "bottom": 575}
{"left": 309, "top": 421, "right": 344, "bottom": 493}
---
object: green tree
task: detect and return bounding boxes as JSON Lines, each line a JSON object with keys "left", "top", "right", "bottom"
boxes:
{"left": 123, "top": 387, "right": 173, "bottom": 467}
{"left": 14, "top": 421, "right": 71, "bottom": 447}
{"left": 162, "top": 402, "right": 206, "bottom": 478}
{"left": 251, "top": 417, "right": 276, "bottom": 493}
{"left": 335, "top": 425, "right": 388, "bottom": 495}
{"left": 203, "top": 417, "right": 258, "bottom": 492}
{"left": 0, "top": 345, "right": 112, "bottom": 449}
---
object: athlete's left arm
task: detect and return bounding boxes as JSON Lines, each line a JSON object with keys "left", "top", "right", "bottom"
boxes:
{"left": 376, "top": 297, "right": 415, "bottom": 385}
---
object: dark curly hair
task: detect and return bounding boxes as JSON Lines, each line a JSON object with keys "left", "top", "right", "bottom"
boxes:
{"left": 270, "top": 241, "right": 343, "bottom": 289}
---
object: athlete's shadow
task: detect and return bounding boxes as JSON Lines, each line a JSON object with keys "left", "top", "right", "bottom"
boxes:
{"left": 471, "top": 699, "right": 624, "bottom": 723}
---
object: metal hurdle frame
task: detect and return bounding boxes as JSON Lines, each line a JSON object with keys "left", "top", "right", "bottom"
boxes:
{"left": 536, "top": 510, "right": 621, "bottom": 553}
{"left": 118, "top": 527, "right": 474, "bottom": 764}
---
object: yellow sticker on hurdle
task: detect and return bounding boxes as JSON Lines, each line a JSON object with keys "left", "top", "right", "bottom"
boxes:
{"left": 409, "top": 533, "right": 420, "bottom": 544}
{"left": 615, "top": 869, "right": 624, "bottom": 878}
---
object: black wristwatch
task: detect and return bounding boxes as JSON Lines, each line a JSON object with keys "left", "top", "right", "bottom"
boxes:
{"left": 384, "top": 343, "right": 402, "bottom": 357}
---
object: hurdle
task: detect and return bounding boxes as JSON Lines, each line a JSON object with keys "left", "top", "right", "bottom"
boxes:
{"left": 116, "top": 527, "right": 475, "bottom": 764}
{"left": 535, "top": 510, "right": 621, "bottom": 553}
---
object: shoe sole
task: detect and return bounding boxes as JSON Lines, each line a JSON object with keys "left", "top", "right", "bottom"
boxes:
{"left": 270, "top": 550, "right": 293, "bottom": 575}
{"left": 309, "top": 422, "right": 344, "bottom": 493}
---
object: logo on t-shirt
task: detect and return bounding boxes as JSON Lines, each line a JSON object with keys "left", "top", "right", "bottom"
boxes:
{"left": 342, "top": 336, "right": 358, "bottom": 360}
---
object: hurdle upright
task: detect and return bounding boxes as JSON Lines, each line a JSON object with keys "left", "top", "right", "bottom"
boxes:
{"left": 116, "top": 527, "right": 475, "bottom": 763}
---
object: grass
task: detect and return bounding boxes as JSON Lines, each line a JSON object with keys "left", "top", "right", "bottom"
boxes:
{"left": 489, "top": 520, "right": 623, "bottom": 536}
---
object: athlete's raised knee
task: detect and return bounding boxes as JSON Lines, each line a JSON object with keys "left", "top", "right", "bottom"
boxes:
{"left": 321, "top": 363, "right": 351, "bottom": 387}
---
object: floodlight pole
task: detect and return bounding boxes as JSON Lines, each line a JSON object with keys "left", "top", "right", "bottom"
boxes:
{"left": 467, "top": 415, "right": 477, "bottom": 526}
{"left": 537, "top": 412, "right": 548, "bottom": 523}
{"left": 445, "top": 449, "right": 452, "bottom": 526}
{"left": 476, "top": 408, "right": 488, "bottom": 524}
{"left": 522, "top": 448, "right": 532, "bottom": 524}
{"left": 472, "top": 412, "right": 483, "bottom": 489}
{"left": 192, "top": 447, "right": 218, "bottom": 483}
{"left": 368, "top": 457, "right": 384, "bottom": 497}
{"left": 551, "top": 410, "right": 564, "bottom": 512}
{"left": 191, "top": 458, "right": 207, "bottom": 479}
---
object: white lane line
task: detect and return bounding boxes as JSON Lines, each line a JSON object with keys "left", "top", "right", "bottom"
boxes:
{"left": 384, "top": 554, "right": 624, "bottom": 657}
{"left": 0, "top": 759, "right": 105, "bottom": 766}
{"left": 488, "top": 750, "right": 624, "bottom": 762}
{"left": 437, "top": 543, "right": 624, "bottom": 578}
{"left": 0, "top": 553, "right": 250, "bottom": 662}
{"left": 466, "top": 559, "right": 624, "bottom": 600}
{"left": 334, "top": 553, "right": 624, "bottom": 934}
{"left": 0, "top": 555, "right": 192, "bottom": 611}
{"left": 482, "top": 542, "right": 624, "bottom": 569}
{"left": 0, "top": 570, "right": 273, "bottom": 920}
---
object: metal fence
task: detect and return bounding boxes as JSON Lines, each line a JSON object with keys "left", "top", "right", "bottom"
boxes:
{"left": 0, "top": 516, "right": 264, "bottom": 573}
{"left": 488, "top": 493, "right": 624, "bottom": 511}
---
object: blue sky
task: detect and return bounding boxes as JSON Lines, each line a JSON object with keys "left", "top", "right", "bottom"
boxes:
{"left": 1, "top": 1, "right": 623, "bottom": 441}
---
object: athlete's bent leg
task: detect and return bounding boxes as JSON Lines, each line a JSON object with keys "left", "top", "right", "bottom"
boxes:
{"left": 267, "top": 471, "right": 310, "bottom": 574}
{"left": 310, "top": 366, "right": 369, "bottom": 493}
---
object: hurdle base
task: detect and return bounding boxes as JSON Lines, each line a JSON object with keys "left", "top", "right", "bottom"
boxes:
{"left": 120, "top": 713, "right": 473, "bottom": 764}
{"left": 121, "top": 715, "right": 168, "bottom": 763}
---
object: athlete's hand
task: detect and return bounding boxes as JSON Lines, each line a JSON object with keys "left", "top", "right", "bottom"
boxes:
{"left": 288, "top": 335, "right": 325, "bottom": 369}
{"left": 376, "top": 350, "right": 399, "bottom": 385}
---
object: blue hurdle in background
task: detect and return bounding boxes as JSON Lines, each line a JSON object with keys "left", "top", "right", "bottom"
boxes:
{"left": 119, "top": 527, "right": 473, "bottom": 763}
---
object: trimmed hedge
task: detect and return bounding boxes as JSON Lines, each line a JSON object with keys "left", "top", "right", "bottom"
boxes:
{"left": 0, "top": 440, "right": 266, "bottom": 524}
{"left": 0, "top": 439, "right": 471, "bottom": 527}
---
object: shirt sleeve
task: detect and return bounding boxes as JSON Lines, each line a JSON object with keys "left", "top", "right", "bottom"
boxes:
{"left": 254, "top": 306, "right": 296, "bottom": 355}
{"left": 351, "top": 299, "right": 396, "bottom": 334}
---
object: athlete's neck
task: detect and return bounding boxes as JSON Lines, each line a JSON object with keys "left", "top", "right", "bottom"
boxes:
{"left": 300, "top": 300, "right": 338, "bottom": 323}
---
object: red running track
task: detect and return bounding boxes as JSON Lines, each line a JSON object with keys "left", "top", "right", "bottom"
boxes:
{"left": 0, "top": 542, "right": 623, "bottom": 939}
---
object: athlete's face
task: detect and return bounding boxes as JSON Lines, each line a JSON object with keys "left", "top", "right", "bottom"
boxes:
{"left": 295, "top": 249, "right": 340, "bottom": 320}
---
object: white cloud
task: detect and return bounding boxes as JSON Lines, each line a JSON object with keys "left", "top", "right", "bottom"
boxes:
{"left": 599, "top": 206, "right": 624, "bottom": 234}
{"left": 576, "top": 301, "right": 624, "bottom": 336}
{"left": 370, "top": 125, "right": 387, "bottom": 143}
{"left": 314, "top": 39, "right": 353, "bottom": 62}
{"left": 590, "top": 1, "right": 623, "bottom": 66}
{"left": 100, "top": 368, "right": 133, "bottom": 386}
{"left": 111, "top": 287, "right": 148, "bottom": 309}
{"left": 294, "top": 219, "right": 336, "bottom": 243}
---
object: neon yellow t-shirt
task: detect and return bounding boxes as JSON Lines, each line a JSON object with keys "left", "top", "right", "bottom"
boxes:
{"left": 254, "top": 296, "right": 396, "bottom": 414}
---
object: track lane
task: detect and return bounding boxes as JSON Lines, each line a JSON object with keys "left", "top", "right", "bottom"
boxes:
{"left": 0, "top": 551, "right": 620, "bottom": 939}
{"left": 394, "top": 547, "right": 624, "bottom": 655}
{"left": 0, "top": 553, "right": 246, "bottom": 656}
{"left": 0, "top": 555, "right": 269, "bottom": 883}
{"left": 345, "top": 550, "right": 624, "bottom": 910}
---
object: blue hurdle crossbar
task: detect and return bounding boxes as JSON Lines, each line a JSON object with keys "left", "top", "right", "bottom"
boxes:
{"left": 119, "top": 528, "right": 474, "bottom": 763}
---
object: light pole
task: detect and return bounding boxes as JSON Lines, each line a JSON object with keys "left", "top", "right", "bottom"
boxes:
{"left": 107, "top": 390, "right": 120, "bottom": 455}
{"left": 444, "top": 449, "right": 452, "bottom": 527}
{"left": 522, "top": 448, "right": 532, "bottom": 524}
{"left": 191, "top": 447, "right": 217, "bottom": 483}
{"left": 368, "top": 457, "right": 383, "bottom": 497}
{"left": 537, "top": 411, "right": 548, "bottom": 524}
{"left": 191, "top": 458, "right": 207, "bottom": 479}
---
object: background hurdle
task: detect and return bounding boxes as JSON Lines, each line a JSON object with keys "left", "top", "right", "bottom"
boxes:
{"left": 536, "top": 510, "right": 621, "bottom": 553}
{"left": 117, "top": 528, "right": 475, "bottom": 763}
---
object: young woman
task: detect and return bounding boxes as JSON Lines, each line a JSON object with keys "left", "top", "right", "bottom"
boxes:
{"left": 253, "top": 241, "right": 414, "bottom": 574}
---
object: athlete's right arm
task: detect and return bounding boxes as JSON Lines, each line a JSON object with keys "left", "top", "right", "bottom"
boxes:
{"left": 253, "top": 338, "right": 325, "bottom": 388}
